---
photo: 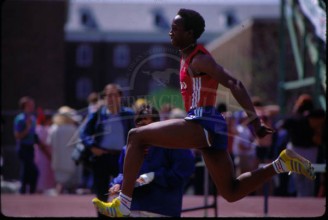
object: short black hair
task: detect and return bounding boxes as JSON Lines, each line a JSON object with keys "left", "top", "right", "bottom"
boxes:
{"left": 177, "top": 8, "right": 205, "bottom": 40}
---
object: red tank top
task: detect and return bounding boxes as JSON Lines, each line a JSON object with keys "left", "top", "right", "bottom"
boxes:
{"left": 180, "top": 44, "right": 219, "bottom": 111}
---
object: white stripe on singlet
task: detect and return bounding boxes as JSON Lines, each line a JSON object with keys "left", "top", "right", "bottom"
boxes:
{"left": 192, "top": 78, "right": 196, "bottom": 108}
{"left": 192, "top": 78, "right": 201, "bottom": 109}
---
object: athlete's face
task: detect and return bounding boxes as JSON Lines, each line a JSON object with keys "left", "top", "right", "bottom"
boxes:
{"left": 169, "top": 15, "right": 192, "bottom": 49}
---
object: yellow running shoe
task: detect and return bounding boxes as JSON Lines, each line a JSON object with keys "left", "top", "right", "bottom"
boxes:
{"left": 92, "top": 197, "right": 128, "bottom": 217}
{"left": 279, "top": 149, "right": 316, "bottom": 180}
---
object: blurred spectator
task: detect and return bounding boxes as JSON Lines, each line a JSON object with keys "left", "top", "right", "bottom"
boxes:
{"left": 216, "top": 103, "right": 235, "bottom": 168}
{"left": 76, "top": 91, "right": 103, "bottom": 194}
{"left": 132, "top": 98, "right": 148, "bottom": 112}
{"left": 13, "top": 96, "right": 39, "bottom": 194}
{"left": 80, "top": 83, "right": 135, "bottom": 217}
{"left": 87, "top": 92, "right": 102, "bottom": 114}
{"left": 47, "top": 106, "right": 81, "bottom": 195}
{"left": 282, "top": 94, "right": 321, "bottom": 197}
{"left": 35, "top": 107, "right": 56, "bottom": 194}
{"left": 232, "top": 111, "right": 256, "bottom": 176}
{"left": 159, "top": 103, "right": 173, "bottom": 121}
{"left": 169, "top": 107, "right": 187, "bottom": 119}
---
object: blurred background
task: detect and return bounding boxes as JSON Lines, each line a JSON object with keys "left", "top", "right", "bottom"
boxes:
{"left": 1, "top": 0, "right": 326, "bottom": 191}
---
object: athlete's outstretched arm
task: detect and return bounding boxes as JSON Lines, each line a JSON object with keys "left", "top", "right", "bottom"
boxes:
{"left": 190, "top": 54, "right": 274, "bottom": 137}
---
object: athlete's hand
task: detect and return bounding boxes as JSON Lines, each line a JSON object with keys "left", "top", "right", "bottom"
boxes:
{"left": 249, "top": 116, "right": 275, "bottom": 138}
{"left": 255, "top": 124, "right": 275, "bottom": 138}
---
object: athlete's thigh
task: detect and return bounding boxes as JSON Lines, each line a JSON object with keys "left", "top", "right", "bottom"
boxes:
{"left": 201, "top": 148, "right": 235, "bottom": 195}
{"left": 135, "top": 118, "right": 208, "bottom": 149}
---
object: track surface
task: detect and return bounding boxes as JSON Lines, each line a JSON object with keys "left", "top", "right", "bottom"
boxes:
{"left": 1, "top": 194, "right": 326, "bottom": 218}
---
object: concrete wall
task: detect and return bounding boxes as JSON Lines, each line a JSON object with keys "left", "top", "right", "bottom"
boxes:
{"left": 207, "top": 18, "right": 281, "bottom": 111}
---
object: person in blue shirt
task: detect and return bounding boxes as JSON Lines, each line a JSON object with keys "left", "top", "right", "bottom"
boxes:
{"left": 80, "top": 83, "right": 135, "bottom": 217}
{"left": 105, "top": 104, "right": 195, "bottom": 217}
{"left": 13, "top": 96, "right": 48, "bottom": 194}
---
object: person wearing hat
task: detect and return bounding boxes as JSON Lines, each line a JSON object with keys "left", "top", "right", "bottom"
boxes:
{"left": 47, "top": 106, "right": 81, "bottom": 195}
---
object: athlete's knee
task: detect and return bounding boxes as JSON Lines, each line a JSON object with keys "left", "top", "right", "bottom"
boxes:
{"left": 219, "top": 181, "right": 244, "bottom": 203}
{"left": 127, "top": 128, "right": 139, "bottom": 142}
{"left": 127, "top": 128, "right": 148, "bottom": 152}
{"left": 127, "top": 127, "right": 145, "bottom": 145}
{"left": 221, "top": 194, "right": 239, "bottom": 203}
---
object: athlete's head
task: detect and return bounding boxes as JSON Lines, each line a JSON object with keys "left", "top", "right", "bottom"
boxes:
{"left": 169, "top": 9, "right": 205, "bottom": 49}
{"left": 177, "top": 9, "right": 205, "bottom": 40}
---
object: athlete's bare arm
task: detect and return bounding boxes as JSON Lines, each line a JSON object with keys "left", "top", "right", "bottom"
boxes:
{"left": 190, "top": 53, "right": 274, "bottom": 137}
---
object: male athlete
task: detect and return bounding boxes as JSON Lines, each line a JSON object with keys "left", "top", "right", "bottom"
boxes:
{"left": 92, "top": 8, "right": 315, "bottom": 217}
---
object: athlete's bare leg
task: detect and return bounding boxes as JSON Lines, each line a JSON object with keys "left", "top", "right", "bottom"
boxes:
{"left": 93, "top": 116, "right": 314, "bottom": 218}
{"left": 121, "top": 118, "right": 276, "bottom": 201}
{"left": 121, "top": 119, "right": 208, "bottom": 197}
{"left": 201, "top": 148, "right": 275, "bottom": 202}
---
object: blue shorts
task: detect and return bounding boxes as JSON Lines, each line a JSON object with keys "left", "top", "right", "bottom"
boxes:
{"left": 185, "top": 106, "right": 228, "bottom": 150}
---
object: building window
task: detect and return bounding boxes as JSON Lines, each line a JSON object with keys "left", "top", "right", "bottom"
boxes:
{"left": 76, "top": 76, "right": 92, "bottom": 101}
{"left": 113, "top": 44, "right": 130, "bottom": 68}
{"left": 76, "top": 43, "right": 93, "bottom": 67}
{"left": 149, "top": 45, "right": 165, "bottom": 68}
